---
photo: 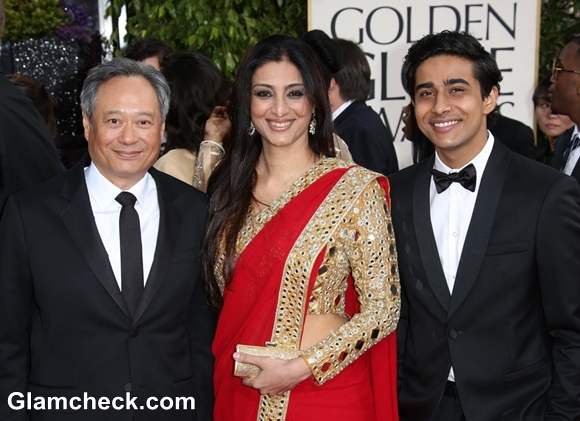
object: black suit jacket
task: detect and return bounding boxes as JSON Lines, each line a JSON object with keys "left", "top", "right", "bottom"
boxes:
{"left": 0, "top": 73, "right": 62, "bottom": 213}
{"left": 553, "top": 127, "right": 580, "bottom": 184}
{"left": 390, "top": 141, "right": 580, "bottom": 420}
{"left": 0, "top": 167, "right": 215, "bottom": 420}
{"left": 334, "top": 100, "right": 398, "bottom": 176}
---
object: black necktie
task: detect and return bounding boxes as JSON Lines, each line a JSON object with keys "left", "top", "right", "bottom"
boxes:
{"left": 115, "top": 192, "right": 144, "bottom": 317}
{"left": 432, "top": 163, "right": 477, "bottom": 194}
{"left": 561, "top": 134, "right": 580, "bottom": 171}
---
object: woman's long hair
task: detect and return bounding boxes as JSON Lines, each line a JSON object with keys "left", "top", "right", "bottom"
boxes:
{"left": 161, "top": 52, "right": 229, "bottom": 153}
{"left": 203, "top": 35, "right": 335, "bottom": 309}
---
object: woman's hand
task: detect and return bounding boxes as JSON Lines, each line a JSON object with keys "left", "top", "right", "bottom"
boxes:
{"left": 204, "top": 106, "right": 231, "bottom": 143}
{"left": 233, "top": 352, "right": 312, "bottom": 395}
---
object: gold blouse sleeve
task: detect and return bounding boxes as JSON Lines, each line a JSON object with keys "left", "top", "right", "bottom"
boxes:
{"left": 301, "top": 179, "right": 400, "bottom": 384}
{"left": 193, "top": 140, "right": 224, "bottom": 193}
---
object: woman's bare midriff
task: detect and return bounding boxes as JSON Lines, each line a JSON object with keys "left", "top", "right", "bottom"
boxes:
{"left": 300, "top": 313, "right": 348, "bottom": 350}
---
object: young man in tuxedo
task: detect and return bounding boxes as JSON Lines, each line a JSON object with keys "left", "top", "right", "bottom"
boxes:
{"left": 551, "top": 35, "right": 580, "bottom": 184}
{"left": 0, "top": 59, "right": 214, "bottom": 420}
{"left": 390, "top": 31, "right": 580, "bottom": 421}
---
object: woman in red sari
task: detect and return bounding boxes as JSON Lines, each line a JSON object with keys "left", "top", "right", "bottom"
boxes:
{"left": 204, "top": 35, "right": 400, "bottom": 421}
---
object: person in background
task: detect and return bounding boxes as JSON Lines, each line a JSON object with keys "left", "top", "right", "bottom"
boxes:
{"left": 124, "top": 37, "right": 173, "bottom": 71}
{"left": 300, "top": 30, "right": 352, "bottom": 161}
{"left": 551, "top": 35, "right": 580, "bottom": 184}
{"left": 7, "top": 74, "right": 58, "bottom": 140}
{"left": 329, "top": 38, "right": 398, "bottom": 175}
{"left": 391, "top": 31, "right": 580, "bottom": 421}
{"left": 154, "top": 52, "right": 230, "bottom": 191}
{"left": 533, "top": 76, "right": 574, "bottom": 165}
{"left": 0, "top": 0, "right": 62, "bottom": 214}
{"left": 206, "top": 35, "right": 400, "bottom": 421}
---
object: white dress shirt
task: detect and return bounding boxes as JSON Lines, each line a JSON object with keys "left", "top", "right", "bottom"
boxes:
{"left": 84, "top": 164, "right": 160, "bottom": 290}
{"left": 332, "top": 99, "right": 353, "bottom": 121}
{"left": 563, "top": 125, "right": 580, "bottom": 176}
{"left": 430, "top": 132, "right": 495, "bottom": 381}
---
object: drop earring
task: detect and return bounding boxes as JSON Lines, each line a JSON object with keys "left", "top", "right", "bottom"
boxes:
{"left": 309, "top": 111, "right": 316, "bottom": 135}
{"left": 248, "top": 121, "right": 256, "bottom": 136}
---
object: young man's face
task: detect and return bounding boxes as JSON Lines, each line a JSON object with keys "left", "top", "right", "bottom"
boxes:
{"left": 413, "top": 54, "right": 497, "bottom": 166}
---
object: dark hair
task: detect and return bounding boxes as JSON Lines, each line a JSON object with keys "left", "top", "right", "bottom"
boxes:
{"left": 124, "top": 38, "right": 173, "bottom": 64}
{"left": 566, "top": 34, "right": 580, "bottom": 57}
{"left": 300, "top": 29, "right": 340, "bottom": 89}
{"left": 203, "top": 34, "right": 335, "bottom": 308}
{"left": 402, "top": 31, "right": 502, "bottom": 98}
{"left": 533, "top": 76, "right": 552, "bottom": 107}
{"left": 333, "top": 38, "right": 371, "bottom": 102}
{"left": 8, "top": 74, "right": 57, "bottom": 139}
{"left": 162, "top": 52, "right": 229, "bottom": 153}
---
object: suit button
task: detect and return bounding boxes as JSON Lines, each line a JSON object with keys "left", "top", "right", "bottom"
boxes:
{"left": 449, "top": 329, "right": 458, "bottom": 340}
{"left": 124, "top": 382, "right": 132, "bottom": 392}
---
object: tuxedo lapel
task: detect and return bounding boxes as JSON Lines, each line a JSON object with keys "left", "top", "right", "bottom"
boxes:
{"left": 413, "top": 156, "right": 451, "bottom": 311}
{"left": 60, "top": 167, "right": 130, "bottom": 319}
{"left": 448, "top": 142, "right": 511, "bottom": 318}
{"left": 132, "top": 170, "right": 178, "bottom": 326}
{"left": 571, "top": 159, "right": 580, "bottom": 181}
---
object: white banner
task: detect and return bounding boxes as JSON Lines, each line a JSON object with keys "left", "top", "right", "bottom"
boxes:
{"left": 309, "top": 0, "right": 541, "bottom": 167}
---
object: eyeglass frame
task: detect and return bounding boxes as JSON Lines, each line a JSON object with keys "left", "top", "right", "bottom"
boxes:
{"left": 552, "top": 57, "right": 580, "bottom": 80}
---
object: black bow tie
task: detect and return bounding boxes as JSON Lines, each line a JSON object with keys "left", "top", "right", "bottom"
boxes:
{"left": 432, "top": 164, "right": 477, "bottom": 193}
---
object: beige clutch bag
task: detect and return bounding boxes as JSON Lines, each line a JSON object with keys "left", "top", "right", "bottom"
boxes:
{"left": 234, "top": 344, "right": 301, "bottom": 377}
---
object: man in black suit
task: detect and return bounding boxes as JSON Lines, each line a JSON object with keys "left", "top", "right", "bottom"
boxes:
{"left": 0, "top": 0, "right": 62, "bottom": 213}
{"left": 330, "top": 38, "right": 398, "bottom": 175}
{"left": 0, "top": 59, "right": 214, "bottom": 420}
{"left": 390, "top": 31, "right": 580, "bottom": 420}
{"left": 551, "top": 35, "right": 580, "bottom": 184}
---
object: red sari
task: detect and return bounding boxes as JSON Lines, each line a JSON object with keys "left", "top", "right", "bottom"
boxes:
{"left": 212, "top": 166, "right": 398, "bottom": 421}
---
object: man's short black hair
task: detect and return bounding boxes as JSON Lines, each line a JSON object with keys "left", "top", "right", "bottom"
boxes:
{"left": 124, "top": 38, "right": 173, "bottom": 64}
{"left": 333, "top": 38, "right": 371, "bottom": 102}
{"left": 301, "top": 30, "right": 340, "bottom": 88}
{"left": 402, "top": 31, "right": 502, "bottom": 99}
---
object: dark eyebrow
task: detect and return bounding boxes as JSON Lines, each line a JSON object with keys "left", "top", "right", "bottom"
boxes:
{"left": 252, "top": 83, "right": 305, "bottom": 90}
{"left": 415, "top": 82, "right": 433, "bottom": 92}
{"left": 444, "top": 78, "right": 470, "bottom": 86}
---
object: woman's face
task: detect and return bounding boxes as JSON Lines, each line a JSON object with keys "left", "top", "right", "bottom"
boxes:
{"left": 535, "top": 99, "right": 574, "bottom": 138}
{"left": 250, "top": 59, "right": 313, "bottom": 149}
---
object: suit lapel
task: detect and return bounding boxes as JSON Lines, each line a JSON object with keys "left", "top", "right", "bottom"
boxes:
{"left": 132, "top": 170, "right": 178, "bottom": 326}
{"left": 60, "top": 166, "right": 130, "bottom": 319}
{"left": 571, "top": 158, "right": 580, "bottom": 181}
{"left": 412, "top": 156, "right": 451, "bottom": 311}
{"left": 448, "top": 142, "right": 511, "bottom": 318}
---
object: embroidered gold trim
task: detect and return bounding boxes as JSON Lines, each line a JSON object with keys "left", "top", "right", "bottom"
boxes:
{"left": 256, "top": 165, "right": 378, "bottom": 420}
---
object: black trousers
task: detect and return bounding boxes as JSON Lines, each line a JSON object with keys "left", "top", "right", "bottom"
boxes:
{"left": 432, "top": 381, "right": 466, "bottom": 421}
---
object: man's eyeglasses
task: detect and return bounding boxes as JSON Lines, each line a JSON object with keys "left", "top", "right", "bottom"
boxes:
{"left": 552, "top": 57, "right": 580, "bottom": 80}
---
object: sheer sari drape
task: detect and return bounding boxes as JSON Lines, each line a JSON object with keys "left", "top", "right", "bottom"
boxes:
{"left": 212, "top": 166, "right": 398, "bottom": 421}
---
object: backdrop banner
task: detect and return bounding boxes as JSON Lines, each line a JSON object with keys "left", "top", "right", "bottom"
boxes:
{"left": 309, "top": 0, "right": 541, "bottom": 167}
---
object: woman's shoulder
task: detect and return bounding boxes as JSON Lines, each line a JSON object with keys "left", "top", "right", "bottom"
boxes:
{"left": 154, "top": 148, "right": 197, "bottom": 185}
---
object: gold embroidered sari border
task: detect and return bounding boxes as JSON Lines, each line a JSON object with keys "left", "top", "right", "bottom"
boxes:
{"left": 256, "top": 165, "right": 382, "bottom": 421}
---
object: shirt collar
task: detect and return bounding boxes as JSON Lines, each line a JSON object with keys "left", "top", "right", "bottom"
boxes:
{"left": 572, "top": 124, "right": 579, "bottom": 140}
{"left": 433, "top": 131, "right": 495, "bottom": 189}
{"left": 332, "top": 99, "right": 354, "bottom": 121}
{"left": 84, "top": 162, "right": 151, "bottom": 210}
